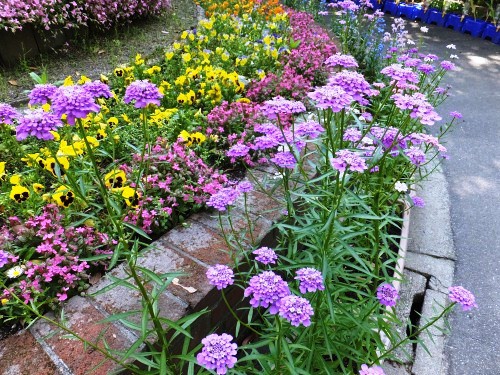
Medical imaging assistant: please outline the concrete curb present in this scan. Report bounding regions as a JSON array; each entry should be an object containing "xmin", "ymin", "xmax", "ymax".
[{"xmin": 385, "ymin": 163, "xmax": 456, "ymax": 375}]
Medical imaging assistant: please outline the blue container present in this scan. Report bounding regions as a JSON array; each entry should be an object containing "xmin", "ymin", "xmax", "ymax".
[
  {"xmin": 383, "ymin": 1, "xmax": 400, "ymax": 16},
  {"xmin": 414, "ymin": 7, "xmax": 431, "ymax": 22},
  {"xmin": 481, "ymin": 23, "xmax": 500, "ymax": 44},
  {"xmin": 425, "ymin": 9, "xmax": 449, "ymax": 27},
  {"xmin": 369, "ymin": 0, "xmax": 383, "ymax": 10},
  {"xmin": 462, "ymin": 18, "xmax": 487, "ymax": 37},
  {"xmin": 399, "ymin": 3, "xmax": 417, "ymax": 19},
  {"xmin": 444, "ymin": 14, "xmax": 470, "ymax": 31}
]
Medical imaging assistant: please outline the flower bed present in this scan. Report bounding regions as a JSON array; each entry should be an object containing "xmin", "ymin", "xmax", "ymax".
[{"xmin": 0, "ymin": 0, "xmax": 478, "ymax": 373}]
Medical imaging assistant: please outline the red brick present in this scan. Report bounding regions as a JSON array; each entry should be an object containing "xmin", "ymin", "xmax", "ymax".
[
  {"xmin": 0, "ymin": 330, "xmax": 57, "ymax": 375},
  {"xmin": 31, "ymin": 297, "xmax": 134, "ymax": 375},
  {"xmin": 159, "ymin": 222, "xmax": 236, "ymax": 266}
]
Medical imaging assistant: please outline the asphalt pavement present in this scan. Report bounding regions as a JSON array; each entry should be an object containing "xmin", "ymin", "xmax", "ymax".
[{"xmin": 403, "ymin": 19, "xmax": 500, "ymax": 375}]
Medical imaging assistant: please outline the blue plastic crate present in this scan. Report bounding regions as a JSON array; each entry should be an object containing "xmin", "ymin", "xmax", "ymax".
[
  {"xmin": 481, "ymin": 23, "xmax": 500, "ymax": 44},
  {"xmin": 399, "ymin": 3, "xmax": 418, "ymax": 19},
  {"xmin": 444, "ymin": 14, "xmax": 469, "ymax": 31},
  {"xmin": 462, "ymin": 18, "xmax": 487, "ymax": 37},
  {"xmin": 383, "ymin": 1, "xmax": 400, "ymax": 16},
  {"xmin": 414, "ymin": 7, "xmax": 431, "ymax": 22},
  {"xmin": 425, "ymin": 9, "xmax": 449, "ymax": 27}
]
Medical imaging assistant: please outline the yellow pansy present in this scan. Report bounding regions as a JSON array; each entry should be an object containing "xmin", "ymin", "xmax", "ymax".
[
  {"xmin": 159, "ymin": 81, "xmax": 171, "ymax": 95},
  {"xmin": 135, "ymin": 53, "xmax": 145, "ymax": 65},
  {"xmin": 114, "ymin": 67, "xmax": 125, "ymax": 77},
  {"xmin": 10, "ymin": 185, "xmax": 30, "ymax": 203},
  {"xmin": 100, "ymin": 74, "xmax": 109, "ymax": 84},
  {"xmin": 173, "ymin": 42, "xmax": 181, "ymax": 50},
  {"xmin": 33, "ymin": 183, "xmax": 44, "ymax": 193},
  {"xmin": 107, "ymin": 116, "xmax": 119, "ymax": 128},
  {"xmin": 41, "ymin": 103, "xmax": 51, "ymax": 112},
  {"xmin": 45, "ymin": 156, "xmax": 70, "ymax": 177},
  {"xmin": 182, "ymin": 53, "xmax": 192, "ymax": 63},
  {"xmin": 146, "ymin": 66, "xmax": 161, "ymax": 75},
  {"xmin": 0, "ymin": 162, "xmax": 5, "ymax": 180},
  {"xmin": 77, "ymin": 75, "xmax": 91, "ymax": 84},
  {"xmin": 175, "ymin": 75, "xmax": 188, "ymax": 86},
  {"xmin": 96, "ymin": 129, "xmax": 107, "ymax": 140},
  {"xmin": 52, "ymin": 185, "xmax": 75, "ymax": 207},
  {"xmin": 63, "ymin": 76, "xmax": 74, "ymax": 86},
  {"xmin": 9, "ymin": 174, "xmax": 21, "ymax": 185},
  {"xmin": 121, "ymin": 186, "xmax": 140, "ymax": 208},
  {"xmin": 165, "ymin": 51, "xmax": 174, "ymax": 60},
  {"xmin": 104, "ymin": 169, "xmax": 127, "ymax": 190},
  {"xmin": 179, "ymin": 130, "xmax": 206, "ymax": 147}
]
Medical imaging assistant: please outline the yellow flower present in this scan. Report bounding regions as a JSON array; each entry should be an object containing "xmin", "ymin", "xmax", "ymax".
[
  {"xmin": 45, "ymin": 156, "xmax": 70, "ymax": 177},
  {"xmin": 10, "ymin": 185, "xmax": 30, "ymax": 203},
  {"xmin": 177, "ymin": 92, "xmax": 188, "ymax": 105},
  {"xmin": 57, "ymin": 140, "xmax": 83, "ymax": 157},
  {"xmin": 63, "ymin": 76, "xmax": 74, "ymax": 86},
  {"xmin": 263, "ymin": 35, "xmax": 272, "ymax": 45},
  {"xmin": 1, "ymin": 298, "xmax": 8, "ymax": 305},
  {"xmin": 78, "ymin": 75, "xmax": 91, "ymax": 84},
  {"xmin": 96, "ymin": 128, "xmax": 107, "ymax": 140},
  {"xmin": 173, "ymin": 42, "xmax": 181, "ymax": 50},
  {"xmin": 9, "ymin": 174, "xmax": 21, "ymax": 185},
  {"xmin": 146, "ymin": 66, "xmax": 161, "ymax": 75},
  {"xmin": 0, "ymin": 162, "xmax": 5, "ymax": 180},
  {"xmin": 41, "ymin": 103, "xmax": 51, "ymax": 112},
  {"xmin": 175, "ymin": 75, "xmax": 188, "ymax": 86},
  {"xmin": 135, "ymin": 53, "xmax": 145, "ymax": 65},
  {"xmin": 107, "ymin": 116, "xmax": 119, "ymax": 128},
  {"xmin": 179, "ymin": 130, "xmax": 206, "ymax": 147},
  {"xmin": 221, "ymin": 52, "xmax": 230, "ymax": 62},
  {"xmin": 52, "ymin": 185, "xmax": 75, "ymax": 207},
  {"xmin": 181, "ymin": 30, "xmax": 189, "ymax": 39},
  {"xmin": 182, "ymin": 53, "xmax": 192, "ymax": 63},
  {"xmin": 165, "ymin": 51, "xmax": 174, "ymax": 60},
  {"xmin": 114, "ymin": 67, "xmax": 125, "ymax": 77},
  {"xmin": 104, "ymin": 169, "xmax": 127, "ymax": 189},
  {"xmin": 100, "ymin": 74, "xmax": 109, "ymax": 84},
  {"xmin": 50, "ymin": 131, "xmax": 60, "ymax": 141},
  {"xmin": 121, "ymin": 186, "xmax": 140, "ymax": 207},
  {"xmin": 121, "ymin": 114, "xmax": 130, "ymax": 123},
  {"xmin": 237, "ymin": 98, "xmax": 251, "ymax": 103},
  {"xmin": 33, "ymin": 183, "xmax": 44, "ymax": 193},
  {"xmin": 159, "ymin": 81, "xmax": 171, "ymax": 95}
]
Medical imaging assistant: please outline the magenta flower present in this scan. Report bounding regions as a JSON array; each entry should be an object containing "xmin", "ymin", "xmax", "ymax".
[
  {"xmin": 448, "ymin": 286, "xmax": 478, "ymax": 311},
  {"xmin": 295, "ymin": 268, "xmax": 325, "ymax": 294},
  {"xmin": 51, "ymin": 85, "xmax": 100, "ymax": 125},
  {"xmin": 0, "ymin": 103, "xmax": 19, "ymax": 125},
  {"xmin": 440, "ymin": 60, "xmax": 456, "ymax": 71},
  {"xmin": 307, "ymin": 85, "xmax": 353, "ymax": 112},
  {"xmin": 0, "ymin": 250, "xmax": 9, "ymax": 268},
  {"xmin": 206, "ymin": 264, "xmax": 234, "ymax": 290},
  {"xmin": 278, "ymin": 295, "xmax": 314, "ymax": 327},
  {"xmin": 377, "ymin": 283, "xmax": 399, "ymax": 307},
  {"xmin": 405, "ymin": 147, "xmax": 426, "ymax": 166},
  {"xmin": 227, "ymin": 143, "xmax": 251, "ymax": 158},
  {"xmin": 196, "ymin": 333, "xmax": 238, "ymax": 374},
  {"xmin": 359, "ymin": 364, "xmax": 385, "ymax": 375},
  {"xmin": 123, "ymin": 80, "xmax": 163, "ymax": 108},
  {"xmin": 244, "ymin": 271, "xmax": 290, "ymax": 314},
  {"xmin": 252, "ymin": 247, "xmax": 278, "ymax": 265},
  {"xmin": 16, "ymin": 109, "xmax": 63, "ymax": 141}
]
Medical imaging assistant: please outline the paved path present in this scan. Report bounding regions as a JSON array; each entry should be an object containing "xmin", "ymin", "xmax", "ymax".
[{"xmin": 405, "ymin": 21, "xmax": 500, "ymax": 375}]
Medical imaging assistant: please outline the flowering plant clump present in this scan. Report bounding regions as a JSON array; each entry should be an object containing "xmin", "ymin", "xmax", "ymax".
[{"xmin": 0, "ymin": 0, "xmax": 476, "ymax": 372}]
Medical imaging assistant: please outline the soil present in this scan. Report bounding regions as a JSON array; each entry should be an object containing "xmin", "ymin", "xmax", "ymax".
[{"xmin": 0, "ymin": 0, "xmax": 199, "ymax": 105}]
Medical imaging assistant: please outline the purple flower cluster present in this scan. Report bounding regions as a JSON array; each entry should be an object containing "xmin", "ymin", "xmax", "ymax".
[
  {"xmin": 391, "ymin": 92, "xmax": 442, "ymax": 126},
  {"xmin": 359, "ymin": 364, "xmax": 385, "ymax": 375},
  {"xmin": 278, "ymin": 295, "xmax": 314, "ymax": 327},
  {"xmin": 244, "ymin": 270, "xmax": 291, "ymax": 314},
  {"xmin": 295, "ymin": 268, "xmax": 325, "ymax": 294},
  {"xmin": 380, "ymin": 64, "xmax": 419, "ymax": 90},
  {"xmin": 448, "ymin": 286, "xmax": 478, "ymax": 311},
  {"xmin": 83, "ymin": 80, "xmax": 112, "ymax": 99},
  {"xmin": 0, "ymin": 103, "xmax": 19, "ymax": 125},
  {"xmin": 0, "ymin": 250, "xmax": 9, "ymax": 268},
  {"xmin": 28, "ymin": 84, "xmax": 57, "ymax": 105},
  {"xmin": 328, "ymin": 71, "xmax": 379, "ymax": 106},
  {"xmin": 307, "ymin": 85, "xmax": 353, "ymax": 112},
  {"xmin": 226, "ymin": 143, "xmax": 251, "ymax": 158},
  {"xmin": 324, "ymin": 53, "xmax": 359, "ymax": 69},
  {"xmin": 252, "ymin": 247, "xmax": 278, "ymax": 265},
  {"xmin": 261, "ymin": 96, "xmax": 306, "ymax": 120},
  {"xmin": 207, "ymin": 187, "xmax": 240, "ymax": 211},
  {"xmin": 412, "ymin": 196, "xmax": 425, "ymax": 207},
  {"xmin": 404, "ymin": 146, "xmax": 426, "ymax": 166},
  {"xmin": 51, "ymin": 85, "xmax": 100, "ymax": 125},
  {"xmin": 376, "ymin": 283, "xmax": 399, "ymax": 307},
  {"xmin": 16, "ymin": 109, "xmax": 63, "ymax": 141},
  {"xmin": 206, "ymin": 264, "xmax": 234, "ymax": 290},
  {"xmin": 330, "ymin": 149, "xmax": 368, "ymax": 173},
  {"xmin": 196, "ymin": 333, "xmax": 238, "ymax": 375},
  {"xmin": 270, "ymin": 151, "xmax": 297, "ymax": 169},
  {"xmin": 440, "ymin": 60, "xmax": 456, "ymax": 71},
  {"xmin": 344, "ymin": 127, "xmax": 362, "ymax": 142},
  {"xmin": 294, "ymin": 121, "xmax": 324, "ymax": 139},
  {"xmin": 237, "ymin": 181, "xmax": 253, "ymax": 193},
  {"xmin": 123, "ymin": 80, "xmax": 163, "ymax": 108}
]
